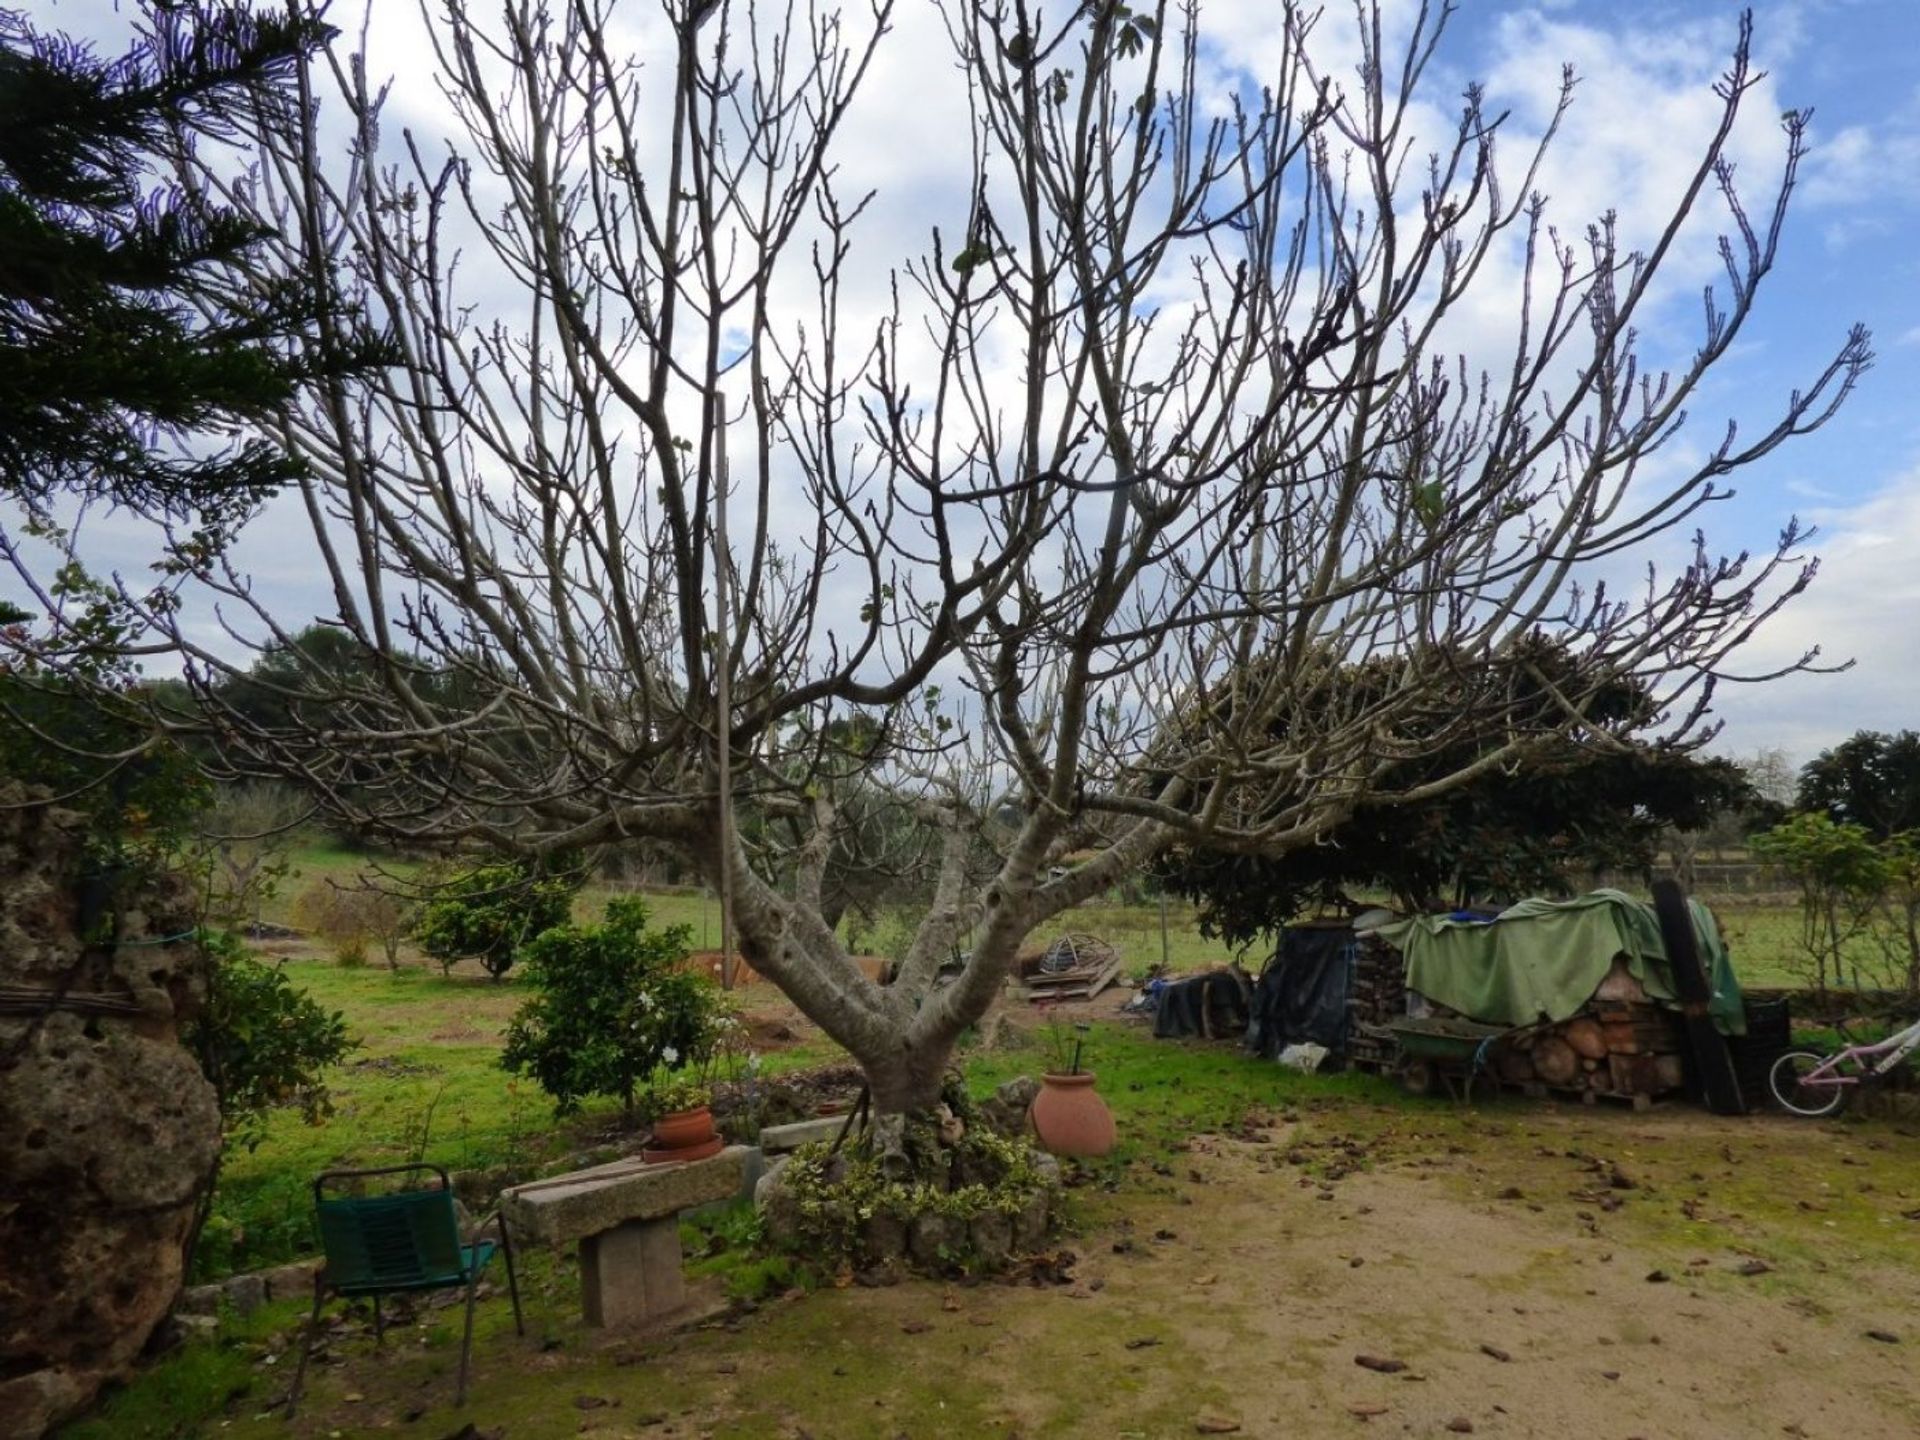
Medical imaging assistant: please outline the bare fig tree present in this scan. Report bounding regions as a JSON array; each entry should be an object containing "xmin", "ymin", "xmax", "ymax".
[{"xmin": 4, "ymin": 0, "xmax": 1869, "ymax": 1120}]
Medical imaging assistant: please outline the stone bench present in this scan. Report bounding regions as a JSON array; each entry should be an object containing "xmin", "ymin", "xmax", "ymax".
[
  {"xmin": 757, "ymin": 1113, "xmax": 865, "ymax": 1156},
  {"xmin": 500, "ymin": 1147, "xmax": 747, "ymax": 1328}
]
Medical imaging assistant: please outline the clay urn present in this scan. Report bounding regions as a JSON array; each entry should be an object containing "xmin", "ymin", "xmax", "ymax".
[{"xmin": 1029, "ymin": 1072, "xmax": 1116, "ymax": 1158}]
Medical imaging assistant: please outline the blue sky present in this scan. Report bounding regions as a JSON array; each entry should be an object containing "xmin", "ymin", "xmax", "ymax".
[
  {"xmin": 1441, "ymin": 0, "xmax": 1920, "ymax": 766},
  {"xmin": 12, "ymin": 0, "xmax": 1920, "ymax": 776}
]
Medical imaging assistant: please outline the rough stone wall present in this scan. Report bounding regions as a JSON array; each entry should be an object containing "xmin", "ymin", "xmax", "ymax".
[{"xmin": 0, "ymin": 789, "xmax": 221, "ymax": 1439}]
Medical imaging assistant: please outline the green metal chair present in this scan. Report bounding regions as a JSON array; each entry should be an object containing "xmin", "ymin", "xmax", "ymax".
[{"xmin": 286, "ymin": 1163, "xmax": 522, "ymax": 1417}]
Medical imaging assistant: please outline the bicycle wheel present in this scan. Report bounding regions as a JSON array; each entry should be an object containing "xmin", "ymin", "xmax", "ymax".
[{"xmin": 1768, "ymin": 1050, "xmax": 1848, "ymax": 1118}]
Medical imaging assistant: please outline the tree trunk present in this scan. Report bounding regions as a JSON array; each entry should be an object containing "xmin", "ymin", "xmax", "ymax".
[
  {"xmin": 719, "ymin": 803, "xmax": 1019, "ymax": 1123},
  {"xmin": 860, "ymin": 1045, "xmax": 955, "ymax": 1118}
]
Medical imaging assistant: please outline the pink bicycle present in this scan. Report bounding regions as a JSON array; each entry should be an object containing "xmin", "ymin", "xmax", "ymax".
[{"xmin": 1768, "ymin": 1014, "xmax": 1920, "ymax": 1118}]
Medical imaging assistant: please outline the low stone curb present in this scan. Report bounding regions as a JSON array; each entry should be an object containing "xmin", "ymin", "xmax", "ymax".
[{"xmin": 176, "ymin": 1258, "xmax": 320, "ymax": 1319}]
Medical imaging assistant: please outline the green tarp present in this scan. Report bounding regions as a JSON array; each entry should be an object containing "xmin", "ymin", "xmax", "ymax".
[{"xmin": 1379, "ymin": 890, "xmax": 1745, "ymax": 1035}]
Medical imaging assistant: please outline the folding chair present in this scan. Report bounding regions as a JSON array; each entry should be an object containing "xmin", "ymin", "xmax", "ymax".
[{"xmin": 286, "ymin": 1163, "xmax": 522, "ymax": 1417}]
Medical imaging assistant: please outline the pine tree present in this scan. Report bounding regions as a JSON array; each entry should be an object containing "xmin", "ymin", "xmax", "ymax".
[{"xmin": 0, "ymin": 2, "xmax": 386, "ymax": 526}]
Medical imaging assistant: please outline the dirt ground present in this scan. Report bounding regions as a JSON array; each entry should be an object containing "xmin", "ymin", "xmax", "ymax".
[
  {"xmin": 1029, "ymin": 1113, "xmax": 1920, "ymax": 1439},
  {"xmin": 230, "ymin": 1092, "xmax": 1920, "ymax": 1440}
]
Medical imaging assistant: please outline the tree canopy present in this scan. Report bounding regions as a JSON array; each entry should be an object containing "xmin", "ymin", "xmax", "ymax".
[
  {"xmin": 0, "ymin": 1, "xmax": 387, "ymax": 526},
  {"xmin": 1797, "ymin": 730, "xmax": 1920, "ymax": 841},
  {"xmin": 1157, "ymin": 647, "xmax": 1756, "ymax": 943}
]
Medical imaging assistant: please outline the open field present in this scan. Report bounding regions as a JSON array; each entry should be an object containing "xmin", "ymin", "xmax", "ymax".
[
  {"xmin": 73, "ymin": 940, "xmax": 1920, "ymax": 1440},
  {"xmin": 264, "ymin": 841, "xmax": 1829, "ymax": 986}
]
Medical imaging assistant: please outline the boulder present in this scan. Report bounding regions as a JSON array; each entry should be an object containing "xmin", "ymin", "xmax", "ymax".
[
  {"xmin": 968, "ymin": 1211, "xmax": 1014, "ymax": 1267},
  {"xmin": 949, "ymin": 1144, "xmax": 998, "ymax": 1190},
  {"xmin": 0, "ymin": 790, "xmax": 220, "ymax": 1440},
  {"xmin": 858, "ymin": 1211, "xmax": 908, "ymax": 1266},
  {"xmin": 1016, "ymin": 1191, "xmax": 1052, "ymax": 1249},
  {"xmin": 222, "ymin": 1273, "xmax": 267, "ymax": 1319},
  {"xmin": 149, "ymin": 1313, "xmax": 218, "ymax": 1354},
  {"xmin": 175, "ymin": 1284, "xmax": 223, "ymax": 1318},
  {"xmin": 977, "ymin": 1075, "xmax": 1041, "ymax": 1138},
  {"xmin": 257, "ymin": 1260, "xmax": 322, "ymax": 1304},
  {"xmin": 907, "ymin": 1212, "xmax": 959, "ymax": 1266}
]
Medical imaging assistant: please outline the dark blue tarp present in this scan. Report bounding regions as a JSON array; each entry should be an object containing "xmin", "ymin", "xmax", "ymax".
[
  {"xmin": 1152, "ymin": 968, "xmax": 1253, "ymax": 1040},
  {"xmin": 1246, "ymin": 923, "xmax": 1355, "ymax": 1060}
]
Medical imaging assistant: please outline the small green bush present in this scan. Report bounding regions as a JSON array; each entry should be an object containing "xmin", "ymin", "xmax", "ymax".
[
  {"xmin": 414, "ymin": 857, "xmax": 583, "ymax": 979},
  {"xmin": 500, "ymin": 896, "xmax": 720, "ymax": 1118},
  {"xmin": 186, "ymin": 930, "xmax": 356, "ymax": 1150}
]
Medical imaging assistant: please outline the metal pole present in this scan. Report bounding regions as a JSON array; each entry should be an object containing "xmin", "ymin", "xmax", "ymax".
[{"xmin": 714, "ymin": 409, "xmax": 736, "ymax": 991}]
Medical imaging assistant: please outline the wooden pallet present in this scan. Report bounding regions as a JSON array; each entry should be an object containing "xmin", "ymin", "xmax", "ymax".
[
  {"xmin": 1504, "ymin": 1079, "xmax": 1656, "ymax": 1112},
  {"xmin": 1023, "ymin": 955, "xmax": 1124, "ymax": 1003}
]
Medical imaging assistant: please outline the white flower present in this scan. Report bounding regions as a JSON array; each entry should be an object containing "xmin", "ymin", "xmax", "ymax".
[{"xmin": 662, "ymin": 1044, "xmax": 680, "ymax": 1065}]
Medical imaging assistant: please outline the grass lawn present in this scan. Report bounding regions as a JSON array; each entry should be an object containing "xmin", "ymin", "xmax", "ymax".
[
  {"xmin": 75, "ymin": 984, "xmax": 1920, "ymax": 1439},
  {"xmin": 195, "ymin": 945, "xmax": 844, "ymax": 1281},
  {"xmin": 90, "ymin": 844, "xmax": 1904, "ymax": 1440},
  {"xmin": 222, "ymin": 847, "xmax": 1836, "ymax": 1275}
]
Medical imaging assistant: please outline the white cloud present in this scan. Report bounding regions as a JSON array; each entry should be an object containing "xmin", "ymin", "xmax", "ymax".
[
  {"xmin": 8, "ymin": 0, "xmax": 1892, "ymax": 750},
  {"xmin": 1710, "ymin": 476, "xmax": 1920, "ymax": 764},
  {"xmin": 1801, "ymin": 119, "xmax": 1920, "ymax": 210}
]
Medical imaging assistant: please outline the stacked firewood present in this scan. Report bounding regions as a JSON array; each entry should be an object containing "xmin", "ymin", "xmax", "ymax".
[
  {"xmin": 1487, "ymin": 959, "xmax": 1686, "ymax": 1104},
  {"xmin": 1347, "ymin": 932, "xmax": 1407, "ymax": 1025},
  {"xmin": 1345, "ymin": 932, "xmax": 1407, "ymax": 1072}
]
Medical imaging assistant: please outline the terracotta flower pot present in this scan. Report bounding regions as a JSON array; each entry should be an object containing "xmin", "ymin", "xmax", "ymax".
[
  {"xmin": 1029, "ymin": 1072, "xmax": 1116, "ymax": 1158},
  {"xmin": 643, "ymin": 1105, "xmax": 725, "ymax": 1164}
]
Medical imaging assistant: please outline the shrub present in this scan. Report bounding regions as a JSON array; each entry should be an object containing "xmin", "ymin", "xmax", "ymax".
[
  {"xmin": 186, "ymin": 929, "xmax": 356, "ymax": 1150},
  {"xmin": 500, "ymin": 897, "xmax": 719, "ymax": 1119},
  {"xmin": 773, "ymin": 1123, "xmax": 1053, "ymax": 1276},
  {"xmin": 293, "ymin": 878, "xmax": 414, "ymax": 970},
  {"xmin": 414, "ymin": 857, "xmax": 582, "ymax": 979},
  {"xmin": 1754, "ymin": 813, "xmax": 1893, "ymax": 992}
]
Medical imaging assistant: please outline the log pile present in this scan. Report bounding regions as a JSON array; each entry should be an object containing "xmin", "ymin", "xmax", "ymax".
[
  {"xmin": 1345, "ymin": 932, "xmax": 1407, "ymax": 1072},
  {"xmin": 1487, "ymin": 959, "xmax": 1687, "ymax": 1107}
]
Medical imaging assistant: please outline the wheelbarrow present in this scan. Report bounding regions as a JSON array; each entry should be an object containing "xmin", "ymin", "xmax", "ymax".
[{"xmin": 1383, "ymin": 1016, "xmax": 1512, "ymax": 1102}]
